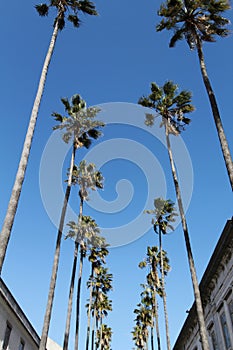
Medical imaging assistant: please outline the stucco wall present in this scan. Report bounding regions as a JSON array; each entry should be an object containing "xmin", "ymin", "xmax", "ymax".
[{"xmin": 0, "ymin": 293, "xmax": 38, "ymax": 350}]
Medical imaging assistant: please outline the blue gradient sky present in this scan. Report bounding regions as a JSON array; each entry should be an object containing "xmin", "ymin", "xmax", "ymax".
[{"xmin": 0, "ymin": 0, "xmax": 232, "ymax": 349}]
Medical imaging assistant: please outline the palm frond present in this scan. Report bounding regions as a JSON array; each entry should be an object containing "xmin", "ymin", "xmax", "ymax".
[
  {"xmin": 68, "ymin": 14, "xmax": 81, "ymax": 27},
  {"xmin": 35, "ymin": 4, "xmax": 49, "ymax": 16},
  {"xmin": 78, "ymin": 0, "xmax": 98, "ymax": 16}
]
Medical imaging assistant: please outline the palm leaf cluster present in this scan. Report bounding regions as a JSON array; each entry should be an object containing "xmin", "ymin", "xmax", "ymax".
[
  {"xmin": 53, "ymin": 94, "xmax": 104, "ymax": 149},
  {"xmin": 71, "ymin": 160, "xmax": 104, "ymax": 200},
  {"xmin": 156, "ymin": 0, "xmax": 230, "ymax": 49},
  {"xmin": 35, "ymin": 0, "xmax": 98, "ymax": 30},
  {"xmin": 139, "ymin": 81, "xmax": 194, "ymax": 134},
  {"xmin": 145, "ymin": 198, "xmax": 178, "ymax": 235}
]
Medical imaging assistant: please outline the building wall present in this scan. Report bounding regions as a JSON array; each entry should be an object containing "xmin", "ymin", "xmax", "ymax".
[
  {"xmin": 205, "ymin": 250, "xmax": 233, "ymax": 350},
  {"xmin": 0, "ymin": 279, "xmax": 62, "ymax": 350},
  {"xmin": 0, "ymin": 292, "xmax": 39, "ymax": 350},
  {"xmin": 173, "ymin": 219, "xmax": 233, "ymax": 350}
]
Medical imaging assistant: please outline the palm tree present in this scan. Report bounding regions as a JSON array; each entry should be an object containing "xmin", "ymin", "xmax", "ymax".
[
  {"xmin": 145, "ymin": 198, "xmax": 177, "ymax": 350},
  {"xmin": 86, "ymin": 246, "xmax": 109, "ymax": 350},
  {"xmin": 75, "ymin": 216, "xmax": 105, "ymax": 350},
  {"xmin": 63, "ymin": 161, "xmax": 104, "ymax": 350},
  {"xmin": 140, "ymin": 285, "xmax": 157, "ymax": 350},
  {"xmin": 97, "ymin": 324, "xmax": 112, "ymax": 350},
  {"xmin": 132, "ymin": 324, "xmax": 147, "ymax": 350},
  {"xmin": 132, "ymin": 303, "xmax": 151, "ymax": 350},
  {"xmin": 139, "ymin": 81, "xmax": 210, "ymax": 350},
  {"xmin": 156, "ymin": 0, "xmax": 233, "ymax": 189},
  {"xmin": 87, "ymin": 266, "xmax": 113, "ymax": 350},
  {"xmin": 0, "ymin": 1, "xmax": 99, "ymax": 274},
  {"xmin": 40, "ymin": 95, "xmax": 104, "ymax": 350},
  {"xmin": 139, "ymin": 247, "xmax": 163, "ymax": 350}
]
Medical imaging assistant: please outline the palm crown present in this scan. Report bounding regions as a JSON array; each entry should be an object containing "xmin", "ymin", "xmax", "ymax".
[
  {"xmin": 52, "ymin": 94, "xmax": 104, "ymax": 148},
  {"xmin": 156, "ymin": 0, "xmax": 230, "ymax": 49},
  {"xmin": 35, "ymin": 0, "xmax": 98, "ymax": 30},
  {"xmin": 145, "ymin": 198, "xmax": 178, "ymax": 235},
  {"xmin": 66, "ymin": 215, "xmax": 104, "ymax": 247},
  {"xmin": 138, "ymin": 81, "xmax": 195, "ymax": 134},
  {"xmin": 71, "ymin": 160, "xmax": 104, "ymax": 200}
]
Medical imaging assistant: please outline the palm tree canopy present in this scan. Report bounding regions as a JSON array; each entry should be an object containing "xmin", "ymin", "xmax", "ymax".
[
  {"xmin": 145, "ymin": 198, "xmax": 178, "ymax": 235},
  {"xmin": 66, "ymin": 215, "xmax": 104, "ymax": 247},
  {"xmin": 96, "ymin": 324, "xmax": 113, "ymax": 350},
  {"xmin": 138, "ymin": 81, "xmax": 194, "ymax": 134},
  {"xmin": 35, "ymin": 0, "xmax": 98, "ymax": 30},
  {"xmin": 139, "ymin": 246, "xmax": 170, "ymax": 286},
  {"xmin": 52, "ymin": 94, "xmax": 104, "ymax": 148},
  {"xmin": 156, "ymin": 0, "xmax": 231, "ymax": 49},
  {"xmin": 71, "ymin": 160, "xmax": 104, "ymax": 199}
]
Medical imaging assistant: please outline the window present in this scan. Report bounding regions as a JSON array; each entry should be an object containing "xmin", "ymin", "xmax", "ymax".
[
  {"xmin": 228, "ymin": 299, "xmax": 233, "ymax": 326},
  {"xmin": 210, "ymin": 330, "xmax": 219, "ymax": 350},
  {"xmin": 18, "ymin": 339, "xmax": 25, "ymax": 350},
  {"xmin": 220, "ymin": 312, "xmax": 231, "ymax": 349},
  {"xmin": 2, "ymin": 322, "xmax": 12, "ymax": 350}
]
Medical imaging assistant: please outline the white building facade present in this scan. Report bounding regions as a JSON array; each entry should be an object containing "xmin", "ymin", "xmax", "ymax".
[
  {"xmin": 173, "ymin": 218, "xmax": 233, "ymax": 350},
  {"xmin": 0, "ymin": 279, "xmax": 61, "ymax": 350}
]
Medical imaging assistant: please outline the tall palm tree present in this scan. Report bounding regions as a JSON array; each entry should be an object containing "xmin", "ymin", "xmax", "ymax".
[
  {"xmin": 156, "ymin": 0, "xmax": 233, "ymax": 189},
  {"xmin": 139, "ymin": 247, "xmax": 163, "ymax": 350},
  {"xmin": 86, "ymin": 246, "xmax": 109, "ymax": 350},
  {"xmin": 145, "ymin": 198, "xmax": 177, "ymax": 350},
  {"xmin": 0, "ymin": 1, "xmax": 99, "ymax": 274},
  {"xmin": 140, "ymin": 285, "xmax": 157, "ymax": 350},
  {"xmin": 40, "ymin": 95, "xmax": 104, "ymax": 350},
  {"xmin": 132, "ymin": 324, "xmax": 147, "ymax": 350},
  {"xmin": 132, "ymin": 303, "xmax": 151, "ymax": 350},
  {"xmin": 75, "ymin": 216, "xmax": 105, "ymax": 350},
  {"xmin": 63, "ymin": 161, "xmax": 104, "ymax": 350},
  {"xmin": 139, "ymin": 81, "xmax": 210, "ymax": 350},
  {"xmin": 94, "ymin": 294, "xmax": 112, "ymax": 350},
  {"xmin": 97, "ymin": 324, "xmax": 112, "ymax": 350},
  {"xmin": 87, "ymin": 266, "xmax": 113, "ymax": 350}
]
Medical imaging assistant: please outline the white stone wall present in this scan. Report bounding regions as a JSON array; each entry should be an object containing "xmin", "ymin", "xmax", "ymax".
[
  {"xmin": 173, "ymin": 220, "xmax": 233, "ymax": 350},
  {"xmin": 0, "ymin": 294, "xmax": 38, "ymax": 350},
  {"xmin": 0, "ymin": 285, "xmax": 62, "ymax": 350}
]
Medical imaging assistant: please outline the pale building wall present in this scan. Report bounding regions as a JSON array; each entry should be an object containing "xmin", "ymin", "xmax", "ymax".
[
  {"xmin": 173, "ymin": 219, "xmax": 233, "ymax": 350},
  {"xmin": 0, "ymin": 279, "xmax": 62, "ymax": 350}
]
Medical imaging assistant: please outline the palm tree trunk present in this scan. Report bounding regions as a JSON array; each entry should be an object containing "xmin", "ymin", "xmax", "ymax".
[
  {"xmin": 74, "ymin": 248, "xmax": 84, "ymax": 350},
  {"xmin": 100, "ymin": 318, "xmax": 103, "ymax": 350},
  {"xmin": 153, "ymin": 283, "xmax": 161, "ymax": 350},
  {"xmin": 196, "ymin": 34, "xmax": 233, "ymax": 190},
  {"xmin": 63, "ymin": 241, "xmax": 79, "ymax": 350},
  {"xmin": 86, "ymin": 265, "xmax": 94, "ymax": 350},
  {"xmin": 39, "ymin": 145, "xmax": 76, "ymax": 350},
  {"xmin": 165, "ymin": 121, "xmax": 210, "ymax": 350},
  {"xmin": 150, "ymin": 327, "xmax": 154, "ymax": 350},
  {"xmin": 158, "ymin": 229, "xmax": 170, "ymax": 350},
  {"xmin": 95, "ymin": 316, "xmax": 99, "ymax": 350},
  {"xmin": 0, "ymin": 20, "xmax": 60, "ymax": 275},
  {"xmin": 91, "ymin": 311, "xmax": 96, "ymax": 350}
]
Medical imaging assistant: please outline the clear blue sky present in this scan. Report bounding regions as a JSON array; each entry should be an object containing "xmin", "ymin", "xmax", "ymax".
[{"xmin": 0, "ymin": 0, "xmax": 232, "ymax": 349}]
